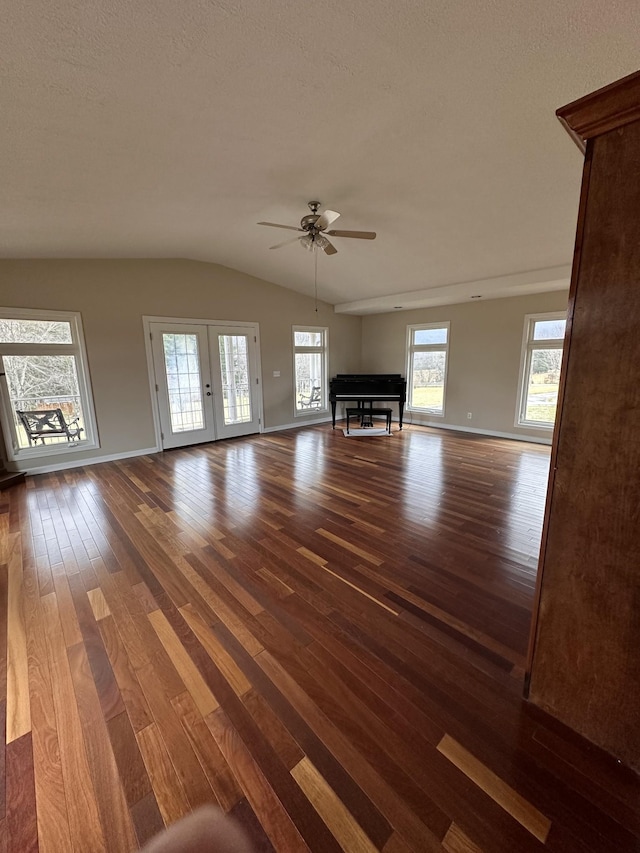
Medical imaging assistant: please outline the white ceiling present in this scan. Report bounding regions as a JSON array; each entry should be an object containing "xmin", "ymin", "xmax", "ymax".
[{"xmin": 2, "ymin": 2, "xmax": 639, "ymax": 313}]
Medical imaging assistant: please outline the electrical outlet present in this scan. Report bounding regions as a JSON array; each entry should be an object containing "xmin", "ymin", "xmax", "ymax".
[{"xmin": 467, "ymin": 412, "xmax": 472, "ymax": 419}]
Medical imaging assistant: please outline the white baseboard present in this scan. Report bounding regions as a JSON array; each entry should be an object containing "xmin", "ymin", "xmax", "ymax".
[
  {"xmin": 262, "ymin": 415, "xmax": 334, "ymax": 433},
  {"xmin": 264, "ymin": 414, "xmax": 550, "ymax": 445},
  {"xmin": 15, "ymin": 418, "xmax": 549, "ymax": 475},
  {"xmin": 404, "ymin": 417, "xmax": 552, "ymax": 445},
  {"xmin": 18, "ymin": 446, "xmax": 160, "ymax": 476}
]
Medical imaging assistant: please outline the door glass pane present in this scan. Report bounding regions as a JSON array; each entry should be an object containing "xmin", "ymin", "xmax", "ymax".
[
  {"xmin": 410, "ymin": 350, "xmax": 446, "ymax": 412},
  {"xmin": 218, "ymin": 335, "xmax": 252, "ymax": 425},
  {"xmin": 295, "ymin": 353, "xmax": 323, "ymax": 411},
  {"xmin": 524, "ymin": 347, "xmax": 562, "ymax": 423},
  {"xmin": 4, "ymin": 354, "xmax": 85, "ymax": 448},
  {"xmin": 162, "ymin": 333, "xmax": 205, "ymax": 433}
]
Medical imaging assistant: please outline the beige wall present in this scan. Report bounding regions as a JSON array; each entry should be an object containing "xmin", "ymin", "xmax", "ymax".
[
  {"xmin": 0, "ymin": 259, "xmax": 571, "ymax": 470},
  {"xmin": 0, "ymin": 260, "xmax": 362, "ymax": 469},
  {"xmin": 361, "ymin": 291, "xmax": 570, "ymax": 442}
]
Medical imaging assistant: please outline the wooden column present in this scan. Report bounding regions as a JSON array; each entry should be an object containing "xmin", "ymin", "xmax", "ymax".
[{"xmin": 527, "ymin": 70, "xmax": 640, "ymax": 771}]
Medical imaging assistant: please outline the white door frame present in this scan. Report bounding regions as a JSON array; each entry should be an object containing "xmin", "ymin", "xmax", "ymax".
[
  {"xmin": 150, "ymin": 322, "xmax": 217, "ymax": 449},
  {"xmin": 142, "ymin": 315, "xmax": 264, "ymax": 451},
  {"xmin": 208, "ymin": 325, "xmax": 262, "ymax": 440}
]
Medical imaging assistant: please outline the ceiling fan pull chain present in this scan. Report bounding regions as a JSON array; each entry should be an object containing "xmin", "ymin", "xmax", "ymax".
[{"xmin": 314, "ymin": 249, "xmax": 318, "ymax": 313}]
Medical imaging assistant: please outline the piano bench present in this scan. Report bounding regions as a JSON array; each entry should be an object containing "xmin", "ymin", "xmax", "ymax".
[{"xmin": 346, "ymin": 407, "xmax": 392, "ymax": 434}]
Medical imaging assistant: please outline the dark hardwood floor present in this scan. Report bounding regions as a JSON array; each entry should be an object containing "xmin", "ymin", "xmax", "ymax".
[{"xmin": 0, "ymin": 423, "xmax": 638, "ymax": 852}]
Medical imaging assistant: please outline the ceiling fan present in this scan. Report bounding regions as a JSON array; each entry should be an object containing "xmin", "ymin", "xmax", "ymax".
[{"xmin": 258, "ymin": 201, "xmax": 376, "ymax": 255}]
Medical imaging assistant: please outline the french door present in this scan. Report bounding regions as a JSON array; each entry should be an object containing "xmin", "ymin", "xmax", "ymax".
[{"xmin": 150, "ymin": 322, "xmax": 260, "ymax": 449}]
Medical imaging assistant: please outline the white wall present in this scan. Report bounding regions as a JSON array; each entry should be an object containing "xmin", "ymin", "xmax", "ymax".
[{"xmin": 361, "ymin": 291, "xmax": 570, "ymax": 442}]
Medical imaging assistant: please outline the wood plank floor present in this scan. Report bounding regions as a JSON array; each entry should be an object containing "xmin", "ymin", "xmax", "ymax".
[{"xmin": 1, "ymin": 423, "xmax": 639, "ymax": 852}]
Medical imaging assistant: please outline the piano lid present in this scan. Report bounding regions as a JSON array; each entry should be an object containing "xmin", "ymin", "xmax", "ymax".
[
  {"xmin": 333, "ymin": 374, "xmax": 403, "ymax": 380},
  {"xmin": 330, "ymin": 373, "xmax": 406, "ymax": 400}
]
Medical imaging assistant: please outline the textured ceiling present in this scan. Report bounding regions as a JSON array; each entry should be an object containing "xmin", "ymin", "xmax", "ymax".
[{"xmin": 2, "ymin": 1, "xmax": 639, "ymax": 312}]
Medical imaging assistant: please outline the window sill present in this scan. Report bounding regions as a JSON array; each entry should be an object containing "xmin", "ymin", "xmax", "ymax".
[
  {"xmin": 295, "ymin": 408, "xmax": 328, "ymax": 418},
  {"xmin": 516, "ymin": 420, "xmax": 554, "ymax": 430},
  {"xmin": 408, "ymin": 408, "xmax": 445, "ymax": 418},
  {"xmin": 8, "ymin": 439, "xmax": 100, "ymax": 462}
]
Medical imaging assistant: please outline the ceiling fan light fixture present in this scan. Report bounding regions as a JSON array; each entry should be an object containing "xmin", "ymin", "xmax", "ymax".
[{"xmin": 300, "ymin": 233, "xmax": 329, "ymax": 252}]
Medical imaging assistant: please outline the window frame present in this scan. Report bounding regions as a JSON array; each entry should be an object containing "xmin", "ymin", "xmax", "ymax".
[
  {"xmin": 0, "ymin": 307, "xmax": 99, "ymax": 461},
  {"xmin": 406, "ymin": 321, "xmax": 450, "ymax": 417},
  {"xmin": 516, "ymin": 311, "xmax": 566, "ymax": 430},
  {"xmin": 292, "ymin": 325, "xmax": 329, "ymax": 417}
]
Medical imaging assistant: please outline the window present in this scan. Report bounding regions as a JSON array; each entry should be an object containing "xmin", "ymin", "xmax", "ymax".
[
  {"xmin": 293, "ymin": 326, "xmax": 328, "ymax": 415},
  {"xmin": 0, "ymin": 308, "xmax": 98, "ymax": 459},
  {"xmin": 517, "ymin": 313, "xmax": 566, "ymax": 428},
  {"xmin": 406, "ymin": 322, "xmax": 450, "ymax": 415}
]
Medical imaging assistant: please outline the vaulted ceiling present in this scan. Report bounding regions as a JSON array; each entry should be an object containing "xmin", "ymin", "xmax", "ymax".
[{"xmin": 2, "ymin": 1, "xmax": 639, "ymax": 312}]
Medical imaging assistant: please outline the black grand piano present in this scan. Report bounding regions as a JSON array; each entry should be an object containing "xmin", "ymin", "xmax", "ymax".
[{"xmin": 329, "ymin": 374, "xmax": 407, "ymax": 429}]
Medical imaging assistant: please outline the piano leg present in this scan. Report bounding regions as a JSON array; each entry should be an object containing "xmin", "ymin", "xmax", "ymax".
[
  {"xmin": 331, "ymin": 402, "xmax": 337, "ymax": 429},
  {"xmin": 399, "ymin": 403, "xmax": 404, "ymax": 429}
]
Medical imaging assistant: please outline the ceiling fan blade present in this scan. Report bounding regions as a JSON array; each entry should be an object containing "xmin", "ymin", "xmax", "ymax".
[
  {"xmin": 269, "ymin": 236, "xmax": 301, "ymax": 250},
  {"xmin": 257, "ymin": 222, "xmax": 303, "ymax": 232},
  {"xmin": 322, "ymin": 239, "xmax": 338, "ymax": 256},
  {"xmin": 327, "ymin": 229, "xmax": 376, "ymax": 240},
  {"xmin": 315, "ymin": 209, "xmax": 340, "ymax": 231}
]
